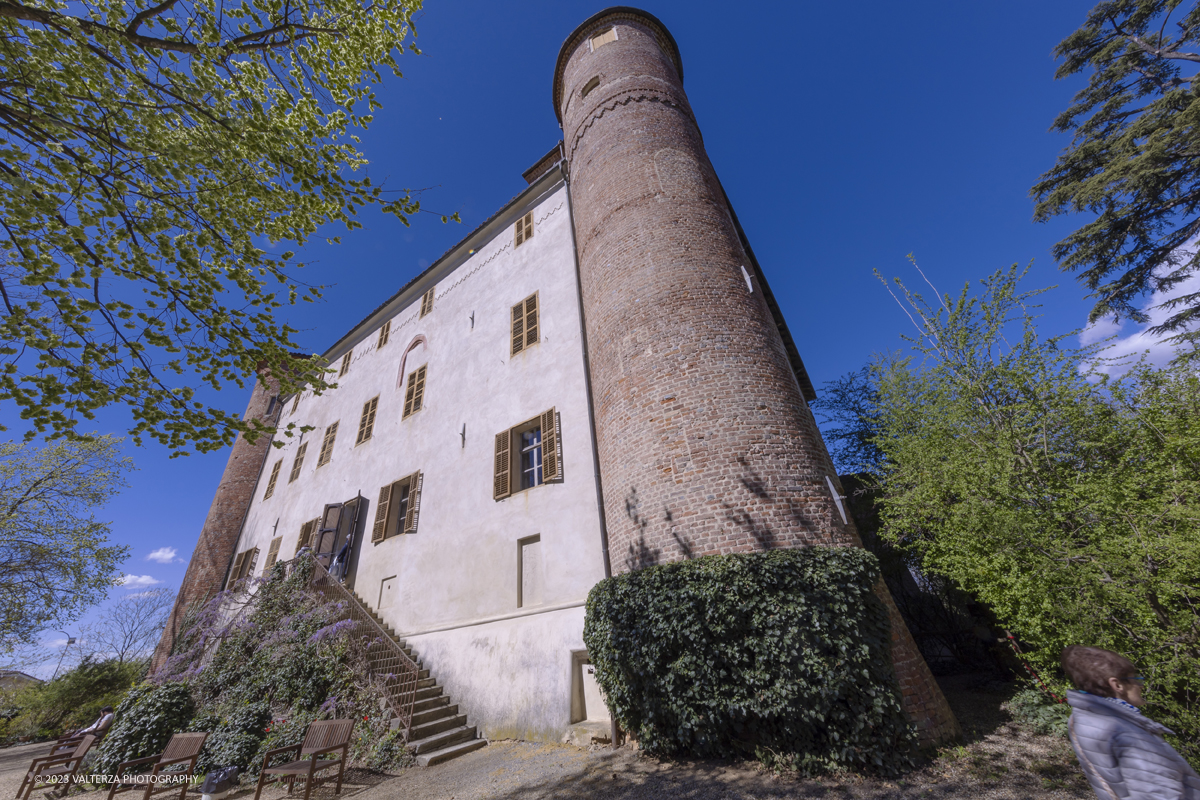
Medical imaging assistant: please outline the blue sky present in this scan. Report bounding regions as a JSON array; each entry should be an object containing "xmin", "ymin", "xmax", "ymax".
[{"xmin": 22, "ymin": 0, "xmax": 1177, "ymax": 669}]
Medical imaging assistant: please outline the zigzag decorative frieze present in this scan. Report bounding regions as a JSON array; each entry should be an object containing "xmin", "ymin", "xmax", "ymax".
[{"xmin": 569, "ymin": 90, "xmax": 695, "ymax": 160}]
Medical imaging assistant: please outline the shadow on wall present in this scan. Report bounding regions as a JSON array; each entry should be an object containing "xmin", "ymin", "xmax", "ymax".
[{"xmin": 619, "ymin": 455, "xmax": 826, "ymax": 572}]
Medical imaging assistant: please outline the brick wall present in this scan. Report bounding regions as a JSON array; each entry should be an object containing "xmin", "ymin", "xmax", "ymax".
[
  {"xmin": 149, "ymin": 377, "xmax": 279, "ymax": 672},
  {"xmin": 556, "ymin": 9, "xmax": 959, "ymax": 745}
]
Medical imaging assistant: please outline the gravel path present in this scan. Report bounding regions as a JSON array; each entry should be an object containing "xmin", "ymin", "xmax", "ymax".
[{"xmin": 0, "ymin": 675, "xmax": 1095, "ymax": 800}]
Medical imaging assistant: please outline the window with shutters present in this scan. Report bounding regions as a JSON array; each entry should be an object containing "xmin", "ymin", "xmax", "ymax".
[
  {"xmin": 378, "ymin": 320, "xmax": 391, "ymax": 348},
  {"xmin": 263, "ymin": 537, "xmax": 282, "ymax": 573},
  {"xmin": 317, "ymin": 422, "xmax": 339, "ymax": 467},
  {"xmin": 263, "ymin": 460, "xmax": 282, "ymax": 500},
  {"xmin": 514, "ymin": 211, "xmax": 534, "ymax": 247},
  {"xmin": 493, "ymin": 408, "xmax": 560, "ymax": 500},
  {"xmin": 227, "ymin": 547, "xmax": 259, "ymax": 588},
  {"xmin": 402, "ymin": 365, "xmax": 426, "ymax": 419},
  {"xmin": 356, "ymin": 397, "xmax": 378, "ymax": 445},
  {"xmin": 289, "ymin": 442, "xmax": 308, "ymax": 483},
  {"xmin": 370, "ymin": 471, "xmax": 423, "ymax": 543},
  {"xmin": 295, "ymin": 517, "xmax": 320, "ymax": 556},
  {"xmin": 339, "ymin": 351, "xmax": 352, "ymax": 377},
  {"xmin": 510, "ymin": 292, "xmax": 539, "ymax": 355},
  {"xmin": 420, "ymin": 288, "xmax": 434, "ymax": 317},
  {"xmin": 590, "ymin": 27, "xmax": 617, "ymax": 50},
  {"xmin": 290, "ymin": 393, "xmax": 301, "ymax": 415}
]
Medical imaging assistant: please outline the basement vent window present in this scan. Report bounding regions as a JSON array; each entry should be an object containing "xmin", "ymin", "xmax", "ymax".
[
  {"xmin": 581, "ymin": 76, "xmax": 600, "ymax": 98},
  {"xmin": 590, "ymin": 28, "xmax": 617, "ymax": 51}
]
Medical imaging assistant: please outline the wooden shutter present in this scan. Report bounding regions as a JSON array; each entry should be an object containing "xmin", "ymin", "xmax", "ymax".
[
  {"xmin": 378, "ymin": 320, "xmax": 391, "ymax": 348},
  {"xmin": 295, "ymin": 520, "xmax": 313, "ymax": 555},
  {"xmin": 371, "ymin": 484, "xmax": 391, "ymax": 543},
  {"xmin": 242, "ymin": 547, "xmax": 259, "ymax": 579},
  {"xmin": 403, "ymin": 471, "xmax": 423, "ymax": 533},
  {"xmin": 541, "ymin": 407, "xmax": 559, "ymax": 481},
  {"xmin": 307, "ymin": 517, "xmax": 321, "ymax": 547},
  {"xmin": 264, "ymin": 460, "xmax": 282, "ymax": 500},
  {"xmin": 403, "ymin": 372, "xmax": 416, "ymax": 418},
  {"xmin": 318, "ymin": 422, "xmax": 338, "ymax": 467},
  {"xmin": 420, "ymin": 288, "xmax": 434, "ymax": 317},
  {"xmin": 291, "ymin": 394, "xmax": 301, "ymax": 414},
  {"xmin": 264, "ymin": 537, "xmax": 282, "ymax": 571},
  {"xmin": 357, "ymin": 397, "xmax": 378, "ymax": 444},
  {"xmin": 524, "ymin": 293, "xmax": 538, "ymax": 347},
  {"xmin": 511, "ymin": 302, "xmax": 525, "ymax": 355},
  {"xmin": 228, "ymin": 551, "xmax": 247, "ymax": 587},
  {"xmin": 289, "ymin": 442, "xmax": 308, "ymax": 483},
  {"xmin": 339, "ymin": 351, "xmax": 352, "ymax": 377},
  {"xmin": 494, "ymin": 430, "xmax": 512, "ymax": 499},
  {"xmin": 412, "ymin": 366, "xmax": 426, "ymax": 413},
  {"xmin": 514, "ymin": 216, "xmax": 526, "ymax": 247}
]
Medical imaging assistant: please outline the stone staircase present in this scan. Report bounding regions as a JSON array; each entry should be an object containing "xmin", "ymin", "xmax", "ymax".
[{"xmin": 349, "ymin": 587, "xmax": 488, "ymax": 766}]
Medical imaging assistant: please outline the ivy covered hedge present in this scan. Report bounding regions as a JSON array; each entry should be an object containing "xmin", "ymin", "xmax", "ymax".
[{"xmin": 583, "ymin": 547, "xmax": 915, "ymax": 775}]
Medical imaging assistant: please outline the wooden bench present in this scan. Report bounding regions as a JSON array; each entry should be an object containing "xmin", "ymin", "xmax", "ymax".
[
  {"xmin": 254, "ymin": 720, "xmax": 355, "ymax": 800},
  {"xmin": 17, "ymin": 734, "xmax": 95, "ymax": 800},
  {"xmin": 106, "ymin": 732, "xmax": 209, "ymax": 800}
]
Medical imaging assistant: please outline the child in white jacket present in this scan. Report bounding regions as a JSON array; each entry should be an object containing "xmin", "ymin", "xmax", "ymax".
[{"xmin": 1062, "ymin": 645, "xmax": 1199, "ymax": 800}]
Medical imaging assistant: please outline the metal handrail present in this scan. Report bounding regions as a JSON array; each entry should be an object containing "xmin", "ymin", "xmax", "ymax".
[{"xmin": 286, "ymin": 556, "xmax": 421, "ymax": 741}]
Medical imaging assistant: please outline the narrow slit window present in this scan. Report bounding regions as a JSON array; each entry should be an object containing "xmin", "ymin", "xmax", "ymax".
[
  {"xmin": 403, "ymin": 365, "xmax": 427, "ymax": 419},
  {"xmin": 420, "ymin": 288, "xmax": 435, "ymax": 317},
  {"xmin": 339, "ymin": 351, "xmax": 352, "ymax": 377},
  {"xmin": 378, "ymin": 320, "xmax": 391, "ymax": 348},
  {"xmin": 357, "ymin": 396, "xmax": 379, "ymax": 445},
  {"xmin": 263, "ymin": 460, "xmax": 282, "ymax": 500},
  {"xmin": 514, "ymin": 211, "xmax": 534, "ymax": 247},
  {"xmin": 317, "ymin": 422, "xmax": 339, "ymax": 467},
  {"xmin": 510, "ymin": 292, "xmax": 539, "ymax": 355},
  {"xmin": 288, "ymin": 442, "xmax": 308, "ymax": 483}
]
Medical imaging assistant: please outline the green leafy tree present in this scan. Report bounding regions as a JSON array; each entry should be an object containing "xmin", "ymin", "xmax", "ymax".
[
  {"xmin": 869, "ymin": 263, "xmax": 1200, "ymax": 762},
  {"xmin": 0, "ymin": 0, "xmax": 429, "ymax": 454},
  {"xmin": 1, "ymin": 656, "xmax": 145, "ymax": 739},
  {"xmin": 1033, "ymin": 1, "xmax": 1200, "ymax": 354},
  {"xmin": 0, "ymin": 436, "xmax": 131, "ymax": 650}
]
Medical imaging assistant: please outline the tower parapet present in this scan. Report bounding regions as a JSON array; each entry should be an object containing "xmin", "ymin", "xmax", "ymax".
[{"xmin": 556, "ymin": 7, "xmax": 959, "ymax": 744}]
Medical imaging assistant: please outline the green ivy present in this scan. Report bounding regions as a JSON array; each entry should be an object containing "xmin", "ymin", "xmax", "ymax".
[
  {"xmin": 93, "ymin": 683, "xmax": 195, "ymax": 777},
  {"xmin": 583, "ymin": 548, "xmax": 915, "ymax": 775},
  {"xmin": 1005, "ymin": 689, "xmax": 1070, "ymax": 738}
]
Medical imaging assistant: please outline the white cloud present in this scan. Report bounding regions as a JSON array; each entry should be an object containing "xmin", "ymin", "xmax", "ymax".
[
  {"xmin": 1081, "ymin": 253, "xmax": 1200, "ymax": 377},
  {"xmin": 146, "ymin": 547, "xmax": 179, "ymax": 564},
  {"xmin": 118, "ymin": 574, "xmax": 161, "ymax": 589}
]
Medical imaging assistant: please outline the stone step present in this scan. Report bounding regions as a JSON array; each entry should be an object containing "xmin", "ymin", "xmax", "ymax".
[
  {"xmin": 415, "ymin": 677, "xmax": 436, "ymax": 690},
  {"xmin": 407, "ymin": 724, "xmax": 476, "ymax": 755},
  {"xmin": 409, "ymin": 713, "xmax": 467, "ymax": 741},
  {"xmin": 414, "ymin": 737, "xmax": 487, "ymax": 768},
  {"xmin": 412, "ymin": 695, "xmax": 451, "ymax": 715},
  {"xmin": 412, "ymin": 703, "xmax": 458, "ymax": 727},
  {"xmin": 414, "ymin": 685, "xmax": 443, "ymax": 702}
]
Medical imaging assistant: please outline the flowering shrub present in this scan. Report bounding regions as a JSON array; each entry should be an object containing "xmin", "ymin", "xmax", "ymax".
[{"xmin": 143, "ymin": 555, "xmax": 410, "ymax": 778}]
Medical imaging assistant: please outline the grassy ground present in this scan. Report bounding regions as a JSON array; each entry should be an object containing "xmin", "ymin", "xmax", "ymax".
[{"xmin": 1, "ymin": 673, "xmax": 1093, "ymax": 800}]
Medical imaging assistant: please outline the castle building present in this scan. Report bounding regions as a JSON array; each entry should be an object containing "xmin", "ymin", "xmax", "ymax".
[{"xmin": 156, "ymin": 6, "xmax": 959, "ymax": 756}]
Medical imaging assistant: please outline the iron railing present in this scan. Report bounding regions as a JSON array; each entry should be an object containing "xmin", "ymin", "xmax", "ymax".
[{"xmin": 287, "ymin": 557, "xmax": 421, "ymax": 741}]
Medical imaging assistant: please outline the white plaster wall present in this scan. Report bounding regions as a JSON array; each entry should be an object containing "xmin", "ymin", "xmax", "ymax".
[
  {"xmin": 231, "ymin": 175, "xmax": 606, "ymax": 741},
  {"xmin": 408, "ymin": 606, "xmax": 586, "ymax": 741}
]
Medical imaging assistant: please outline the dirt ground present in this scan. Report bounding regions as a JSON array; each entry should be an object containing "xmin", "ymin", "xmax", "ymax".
[{"xmin": 1, "ymin": 674, "xmax": 1094, "ymax": 800}]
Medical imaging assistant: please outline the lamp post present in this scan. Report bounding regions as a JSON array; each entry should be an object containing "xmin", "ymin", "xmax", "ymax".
[{"xmin": 51, "ymin": 632, "xmax": 76, "ymax": 681}]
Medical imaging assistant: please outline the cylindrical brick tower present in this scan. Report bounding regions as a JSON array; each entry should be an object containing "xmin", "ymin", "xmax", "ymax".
[
  {"xmin": 150, "ymin": 377, "xmax": 279, "ymax": 672},
  {"xmin": 556, "ymin": 7, "xmax": 959, "ymax": 744}
]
